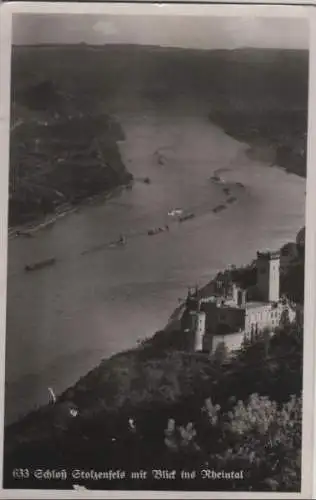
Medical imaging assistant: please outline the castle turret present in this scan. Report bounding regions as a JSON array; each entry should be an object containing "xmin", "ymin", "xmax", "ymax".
[
  {"xmin": 256, "ymin": 251, "xmax": 280, "ymax": 303},
  {"xmin": 231, "ymin": 283, "xmax": 247, "ymax": 307},
  {"xmin": 181, "ymin": 288, "xmax": 206, "ymax": 351},
  {"xmin": 231, "ymin": 283, "xmax": 239, "ymax": 304},
  {"xmin": 193, "ymin": 311, "xmax": 206, "ymax": 351},
  {"xmin": 185, "ymin": 287, "xmax": 200, "ymax": 311}
]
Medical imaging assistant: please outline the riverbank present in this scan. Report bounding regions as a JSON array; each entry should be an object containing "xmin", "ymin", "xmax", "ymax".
[
  {"xmin": 8, "ymin": 181, "xmax": 133, "ymax": 239},
  {"xmin": 9, "ymin": 79, "xmax": 133, "ymax": 230},
  {"xmin": 209, "ymin": 109, "xmax": 307, "ymax": 178}
]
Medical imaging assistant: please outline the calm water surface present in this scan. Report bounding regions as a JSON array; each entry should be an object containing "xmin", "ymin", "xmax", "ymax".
[{"xmin": 5, "ymin": 111, "xmax": 306, "ymax": 424}]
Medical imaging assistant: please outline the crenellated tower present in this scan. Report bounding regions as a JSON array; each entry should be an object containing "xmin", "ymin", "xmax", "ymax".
[{"xmin": 256, "ymin": 251, "xmax": 280, "ymax": 303}]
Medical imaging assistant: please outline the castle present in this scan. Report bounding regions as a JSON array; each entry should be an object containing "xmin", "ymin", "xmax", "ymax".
[{"xmin": 181, "ymin": 250, "xmax": 296, "ymax": 355}]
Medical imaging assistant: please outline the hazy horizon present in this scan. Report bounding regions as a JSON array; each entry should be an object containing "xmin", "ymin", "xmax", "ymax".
[
  {"xmin": 12, "ymin": 42, "xmax": 309, "ymax": 52},
  {"xmin": 12, "ymin": 14, "xmax": 309, "ymax": 50}
]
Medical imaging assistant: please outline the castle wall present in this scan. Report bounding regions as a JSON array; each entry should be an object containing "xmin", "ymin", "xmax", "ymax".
[
  {"xmin": 211, "ymin": 331, "xmax": 245, "ymax": 354},
  {"xmin": 180, "ymin": 249, "xmax": 296, "ymax": 356},
  {"xmin": 209, "ymin": 303, "xmax": 295, "ymax": 355},
  {"xmin": 216, "ymin": 306, "xmax": 245, "ymax": 334},
  {"xmin": 200, "ymin": 301, "xmax": 218, "ymax": 331},
  {"xmin": 201, "ymin": 302, "xmax": 245, "ymax": 335},
  {"xmin": 269, "ymin": 257, "xmax": 280, "ymax": 302},
  {"xmin": 245, "ymin": 302, "xmax": 295, "ymax": 335},
  {"xmin": 245, "ymin": 304, "xmax": 278, "ymax": 334}
]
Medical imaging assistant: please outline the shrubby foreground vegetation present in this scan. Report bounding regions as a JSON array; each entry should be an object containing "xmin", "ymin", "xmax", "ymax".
[{"xmin": 4, "ymin": 315, "xmax": 303, "ymax": 491}]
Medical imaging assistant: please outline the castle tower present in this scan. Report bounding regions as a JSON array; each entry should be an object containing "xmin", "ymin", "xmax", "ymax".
[
  {"xmin": 256, "ymin": 251, "xmax": 280, "ymax": 303},
  {"xmin": 193, "ymin": 311, "xmax": 206, "ymax": 351},
  {"xmin": 181, "ymin": 288, "xmax": 205, "ymax": 351},
  {"xmin": 181, "ymin": 288, "xmax": 199, "ymax": 332},
  {"xmin": 231, "ymin": 283, "xmax": 239, "ymax": 305}
]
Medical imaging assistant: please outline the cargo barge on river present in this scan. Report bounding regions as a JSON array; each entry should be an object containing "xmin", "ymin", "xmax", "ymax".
[{"xmin": 25, "ymin": 258, "xmax": 56, "ymax": 272}]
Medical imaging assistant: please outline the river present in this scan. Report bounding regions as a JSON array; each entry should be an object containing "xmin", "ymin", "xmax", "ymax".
[{"xmin": 5, "ymin": 110, "xmax": 306, "ymax": 425}]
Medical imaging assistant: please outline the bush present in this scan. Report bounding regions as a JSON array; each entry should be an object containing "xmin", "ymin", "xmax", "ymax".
[
  {"xmin": 4, "ymin": 320, "xmax": 303, "ymax": 492},
  {"xmin": 164, "ymin": 393, "xmax": 302, "ymax": 491}
]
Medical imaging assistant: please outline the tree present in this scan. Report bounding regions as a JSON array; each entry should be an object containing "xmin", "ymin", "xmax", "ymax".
[
  {"xmin": 218, "ymin": 394, "xmax": 302, "ymax": 491},
  {"xmin": 163, "ymin": 393, "xmax": 302, "ymax": 491}
]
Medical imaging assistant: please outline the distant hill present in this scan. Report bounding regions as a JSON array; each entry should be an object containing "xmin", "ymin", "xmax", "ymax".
[
  {"xmin": 11, "ymin": 45, "xmax": 308, "ymax": 115},
  {"xmin": 10, "ymin": 46, "xmax": 150, "ymax": 227},
  {"xmin": 18, "ymin": 80, "xmax": 63, "ymax": 112},
  {"xmin": 10, "ymin": 45, "xmax": 308, "ymax": 227},
  {"xmin": 12, "ymin": 44, "xmax": 308, "ymax": 172}
]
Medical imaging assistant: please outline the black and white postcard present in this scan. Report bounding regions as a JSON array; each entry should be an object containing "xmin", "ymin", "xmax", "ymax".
[{"xmin": 0, "ymin": 2, "xmax": 315, "ymax": 498}]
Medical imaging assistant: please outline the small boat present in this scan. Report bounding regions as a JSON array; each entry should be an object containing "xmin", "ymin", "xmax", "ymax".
[
  {"xmin": 25, "ymin": 257, "xmax": 56, "ymax": 272},
  {"xmin": 236, "ymin": 182, "xmax": 245, "ymax": 188},
  {"xmin": 117, "ymin": 235, "xmax": 126, "ymax": 246},
  {"xmin": 143, "ymin": 177, "xmax": 151, "ymax": 184},
  {"xmin": 16, "ymin": 230, "xmax": 33, "ymax": 238},
  {"xmin": 179, "ymin": 212, "xmax": 195, "ymax": 222},
  {"xmin": 168, "ymin": 209, "xmax": 183, "ymax": 217},
  {"xmin": 226, "ymin": 196, "xmax": 237, "ymax": 204},
  {"xmin": 148, "ymin": 225, "xmax": 169, "ymax": 236},
  {"xmin": 109, "ymin": 235, "xmax": 127, "ymax": 247},
  {"xmin": 210, "ymin": 175, "xmax": 223, "ymax": 183},
  {"xmin": 213, "ymin": 204, "xmax": 226, "ymax": 214},
  {"xmin": 154, "ymin": 150, "xmax": 166, "ymax": 166}
]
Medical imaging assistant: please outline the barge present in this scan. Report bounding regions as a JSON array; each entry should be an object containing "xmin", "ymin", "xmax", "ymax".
[{"xmin": 25, "ymin": 257, "xmax": 56, "ymax": 272}]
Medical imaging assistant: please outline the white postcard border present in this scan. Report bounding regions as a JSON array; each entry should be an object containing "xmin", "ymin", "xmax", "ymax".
[{"xmin": 0, "ymin": 2, "xmax": 315, "ymax": 499}]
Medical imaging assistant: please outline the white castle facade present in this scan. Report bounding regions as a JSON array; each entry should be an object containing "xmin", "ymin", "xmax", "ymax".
[{"xmin": 181, "ymin": 250, "xmax": 296, "ymax": 355}]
